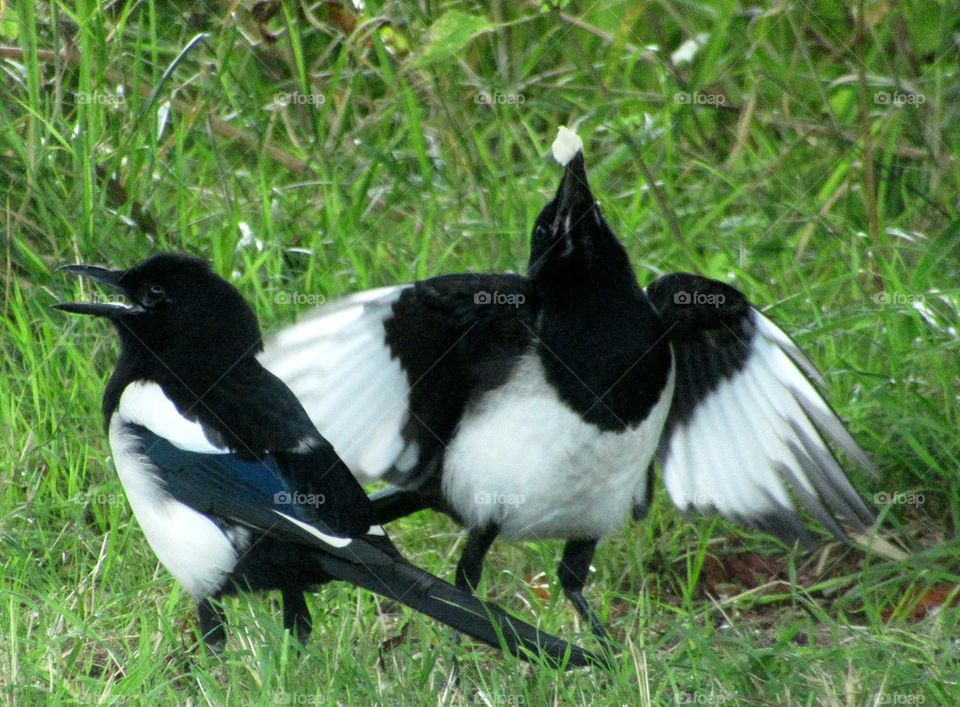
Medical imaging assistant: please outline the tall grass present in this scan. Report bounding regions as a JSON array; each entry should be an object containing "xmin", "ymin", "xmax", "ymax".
[{"xmin": 2, "ymin": 1, "xmax": 958, "ymax": 703}]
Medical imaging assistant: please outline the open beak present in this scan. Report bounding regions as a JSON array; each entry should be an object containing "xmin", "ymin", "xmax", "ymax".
[
  {"xmin": 552, "ymin": 150, "xmax": 595, "ymax": 235},
  {"xmin": 53, "ymin": 264, "xmax": 142, "ymax": 318}
]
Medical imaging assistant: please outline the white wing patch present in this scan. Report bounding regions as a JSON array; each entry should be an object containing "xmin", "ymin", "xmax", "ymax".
[
  {"xmin": 117, "ymin": 381, "xmax": 225, "ymax": 454},
  {"xmin": 272, "ymin": 510, "xmax": 353, "ymax": 548},
  {"xmin": 108, "ymin": 416, "xmax": 237, "ymax": 599},
  {"xmin": 260, "ymin": 286, "xmax": 417, "ymax": 482},
  {"xmin": 659, "ymin": 310, "xmax": 875, "ymax": 534}
]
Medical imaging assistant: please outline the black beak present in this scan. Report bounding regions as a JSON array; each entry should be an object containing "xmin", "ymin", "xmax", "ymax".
[
  {"xmin": 552, "ymin": 150, "xmax": 595, "ymax": 234},
  {"xmin": 53, "ymin": 264, "xmax": 141, "ymax": 318}
]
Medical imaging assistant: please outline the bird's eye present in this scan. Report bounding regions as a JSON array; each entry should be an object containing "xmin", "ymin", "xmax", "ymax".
[{"xmin": 143, "ymin": 284, "xmax": 166, "ymax": 306}]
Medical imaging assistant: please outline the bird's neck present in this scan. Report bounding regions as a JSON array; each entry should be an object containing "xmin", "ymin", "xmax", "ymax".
[
  {"xmin": 103, "ymin": 346, "xmax": 144, "ymax": 428},
  {"xmin": 532, "ymin": 234, "xmax": 648, "ymax": 335},
  {"xmin": 102, "ymin": 342, "xmax": 250, "ymax": 430},
  {"xmin": 531, "ymin": 249, "xmax": 672, "ymax": 430}
]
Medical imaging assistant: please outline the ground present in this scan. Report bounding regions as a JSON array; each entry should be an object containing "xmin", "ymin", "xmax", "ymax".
[{"xmin": 1, "ymin": 1, "xmax": 958, "ymax": 704}]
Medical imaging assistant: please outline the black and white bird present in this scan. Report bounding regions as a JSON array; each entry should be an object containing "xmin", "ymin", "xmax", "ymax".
[
  {"xmin": 54, "ymin": 252, "xmax": 602, "ymax": 668},
  {"xmin": 260, "ymin": 128, "xmax": 877, "ymax": 644}
]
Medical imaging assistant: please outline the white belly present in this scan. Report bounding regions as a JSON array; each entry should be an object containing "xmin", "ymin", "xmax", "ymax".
[
  {"xmin": 442, "ymin": 354, "xmax": 675, "ymax": 540},
  {"xmin": 108, "ymin": 416, "xmax": 238, "ymax": 599}
]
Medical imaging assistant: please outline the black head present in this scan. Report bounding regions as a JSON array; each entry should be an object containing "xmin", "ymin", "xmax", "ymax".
[
  {"xmin": 527, "ymin": 150, "xmax": 634, "ymax": 292},
  {"xmin": 55, "ymin": 253, "xmax": 262, "ymax": 376}
]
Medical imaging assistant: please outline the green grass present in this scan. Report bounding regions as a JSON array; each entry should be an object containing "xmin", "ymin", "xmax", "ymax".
[{"xmin": 2, "ymin": 0, "xmax": 960, "ymax": 703}]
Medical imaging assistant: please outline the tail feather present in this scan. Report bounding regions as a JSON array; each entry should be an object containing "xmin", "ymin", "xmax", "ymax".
[{"xmin": 319, "ymin": 553, "xmax": 606, "ymax": 669}]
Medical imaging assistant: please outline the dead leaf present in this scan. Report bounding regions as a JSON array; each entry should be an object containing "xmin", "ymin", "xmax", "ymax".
[
  {"xmin": 525, "ymin": 571, "xmax": 551, "ymax": 602},
  {"xmin": 700, "ymin": 552, "xmax": 812, "ymax": 596},
  {"xmin": 882, "ymin": 584, "xmax": 960, "ymax": 622}
]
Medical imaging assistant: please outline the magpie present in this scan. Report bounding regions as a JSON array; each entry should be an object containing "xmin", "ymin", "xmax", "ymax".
[
  {"xmin": 260, "ymin": 129, "xmax": 878, "ymax": 644},
  {"xmin": 53, "ymin": 252, "xmax": 603, "ymax": 668}
]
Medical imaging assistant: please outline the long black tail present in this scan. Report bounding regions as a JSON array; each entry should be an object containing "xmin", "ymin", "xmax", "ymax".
[{"xmin": 318, "ymin": 552, "xmax": 606, "ymax": 669}]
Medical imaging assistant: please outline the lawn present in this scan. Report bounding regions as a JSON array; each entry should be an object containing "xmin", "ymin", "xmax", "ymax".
[{"xmin": 2, "ymin": 0, "xmax": 959, "ymax": 704}]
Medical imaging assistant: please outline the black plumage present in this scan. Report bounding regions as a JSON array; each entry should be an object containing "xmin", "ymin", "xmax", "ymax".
[
  {"xmin": 262, "ymin": 144, "xmax": 877, "ymax": 649},
  {"xmin": 55, "ymin": 254, "xmax": 601, "ymax": 668}
]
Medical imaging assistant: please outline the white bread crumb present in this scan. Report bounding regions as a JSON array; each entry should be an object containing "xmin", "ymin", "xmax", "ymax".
[{"xmin": 551, "ymin": 126, "xmax": 583, "ymax": 165}]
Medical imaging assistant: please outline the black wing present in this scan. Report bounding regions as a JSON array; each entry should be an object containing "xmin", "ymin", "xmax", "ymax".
[
  {"xmin": 121, "ymin": 404, "xmax": 603, "ymax": 668},
  {"xmin": 131, "ymin": 424, "xmax": 398, "ymax": 567},
  {"xmin": 260, "ymin": 273, "xmax": 535, "ymax": 488},
  {"xmin": 147, "ymin": 359, "xmax": 378, "ymax": 537},
  {"xmin": 646, "ymin": 273, "xmax": 877, "ymax": 546}
]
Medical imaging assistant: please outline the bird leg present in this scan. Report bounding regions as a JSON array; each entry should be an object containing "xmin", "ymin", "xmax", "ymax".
[
  {"xmin": 197, "ymin": 597, "xmax": 227, "ymax": 650},
  {"xmin": 558, "ymin": 539, "xmax": 612, "ymax": 649},
  {"xmin": 447, "ymin": 525, "xmax": 499, "ymax": 684},
  {"xmin": 454, "ymin": 525, "xmax": 499, "ymax": 593},
  {"xmin": 282, "ymin": 590, "xmax": 312, "ymax": 644}
]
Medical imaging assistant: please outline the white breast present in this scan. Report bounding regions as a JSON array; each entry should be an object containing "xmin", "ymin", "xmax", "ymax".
[
  {"xmin": 442, "ymin": 353, "xmax": 675, "ymax": 540},
  {"xmin": 108, "ymin": 414, "xmax": 239, "ymax": 600}
]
